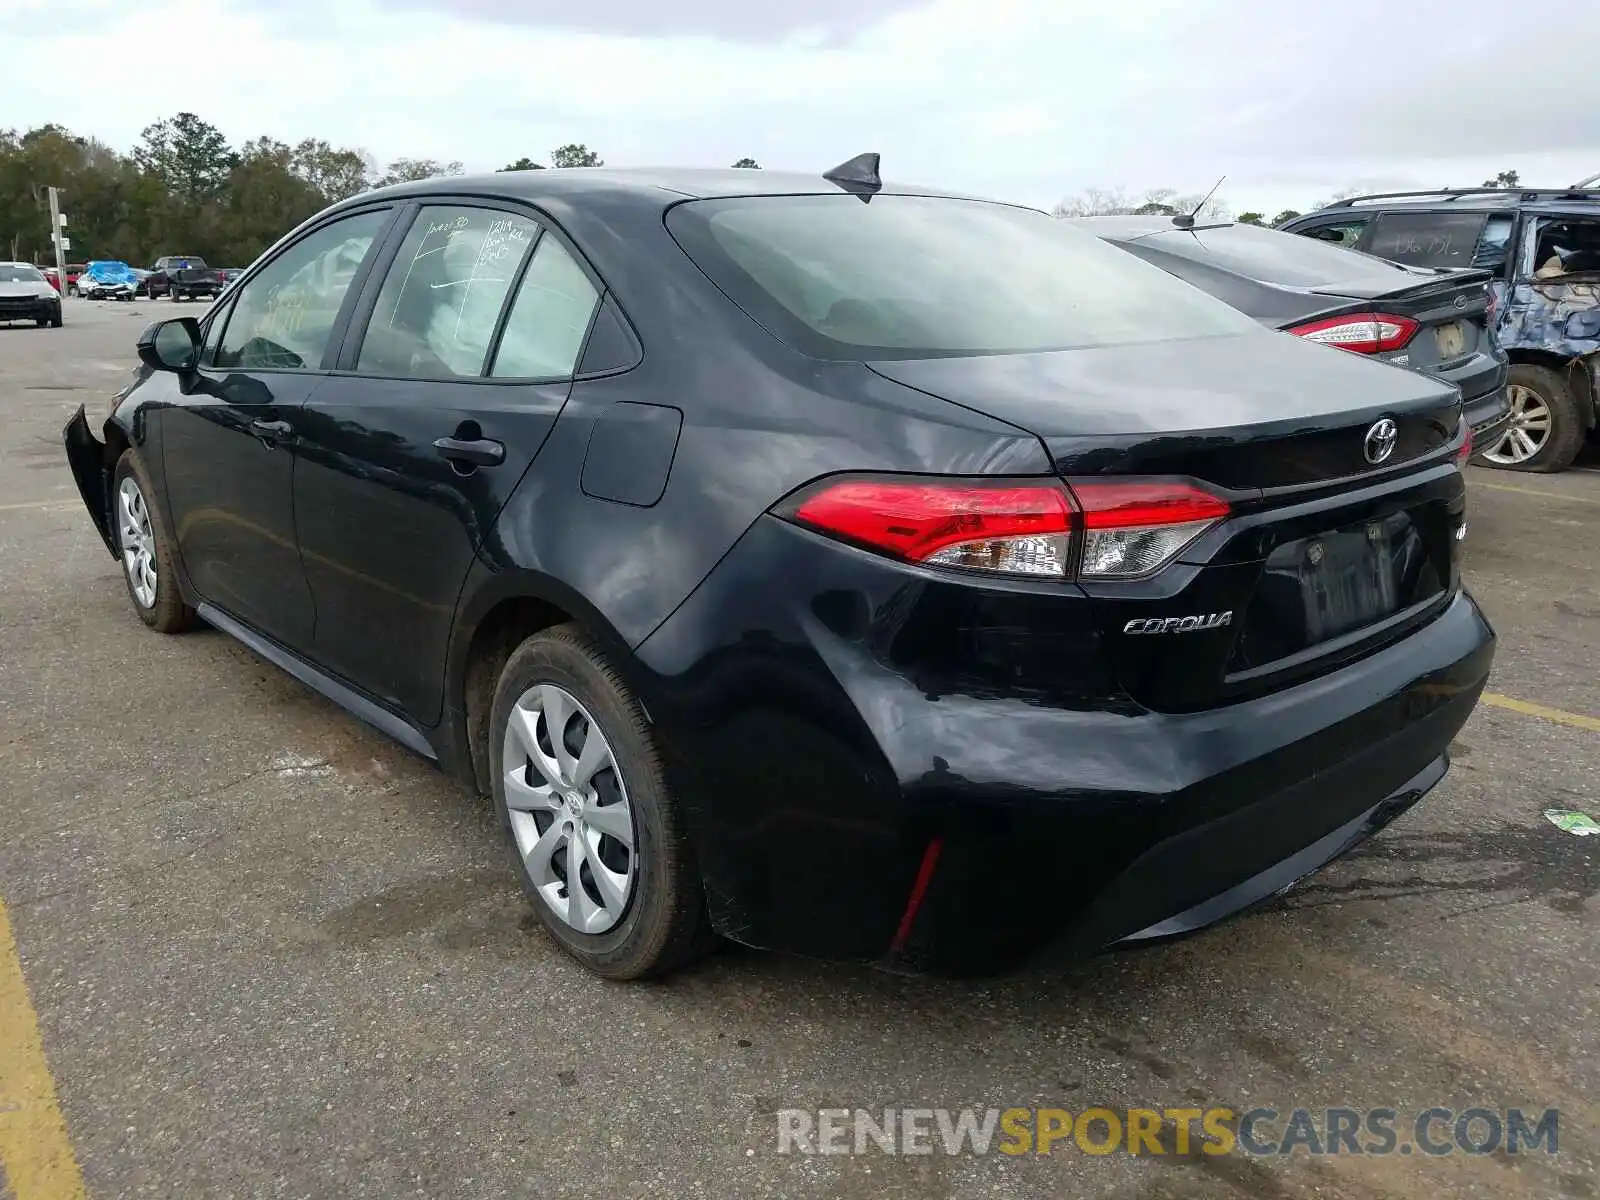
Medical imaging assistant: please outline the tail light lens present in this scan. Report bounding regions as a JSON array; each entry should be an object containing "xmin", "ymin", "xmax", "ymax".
[
  {"xmin": 779, "ymin": 476, "xmax": 1230, "ymax": 580},
  {"xmin": 1067, "ymin": 479, "xmax": 1231, "ymax": 579},
  {"xmin": 1287, "ymin": 313, "xmax": 1419, "ymax": 354},
  {"xmin": 788, "ymin": 479, "xmax": 1075, "ymax": 577},
  {"xmin": 1456, "ymin": 422, "xmax": 1473, "ymax": 466}
]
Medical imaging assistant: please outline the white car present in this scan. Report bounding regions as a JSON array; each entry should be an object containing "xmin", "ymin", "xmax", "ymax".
[
  {"xmin": 0, "ymin": 262, "xmax": 64, "ymax": 327},
  {"xmin": 78, "ymin": 262, "xmax": 139, "ymax": 302}
]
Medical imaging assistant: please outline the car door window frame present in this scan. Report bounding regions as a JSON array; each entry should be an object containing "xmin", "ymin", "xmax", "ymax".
[
  {"xmin": 331, "ymin": 195, "xmax": 631, "ymax": 387},
  {"xmin": 1293, "ymin": 215, "xmax": 1372, "ymax": 251},
  {"xmin": 205, "ymin": 204, "xmax": 404, "ymax": 375}
]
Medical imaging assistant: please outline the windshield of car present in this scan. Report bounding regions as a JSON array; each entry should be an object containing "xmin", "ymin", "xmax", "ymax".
[
  {"xmin": 666, "ymin": 194, "xmax": 1263, "ymax": 359},
  {"xmin": 1137, "ymin": 223, "xmax": 1417, "ymax": 286},
  {"xmin": 0, "ymin": 265, "xmax": 45, "ymax": 283}
]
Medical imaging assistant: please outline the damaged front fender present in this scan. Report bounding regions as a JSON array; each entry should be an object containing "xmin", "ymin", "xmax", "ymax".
[{"xmin": 62, "ymin": 405, "xmax": 117, "ymax": 558}]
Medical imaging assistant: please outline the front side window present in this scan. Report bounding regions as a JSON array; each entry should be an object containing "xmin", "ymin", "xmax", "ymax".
[
  {"xmin": 216, "ymin": 210, "xmax": 388, "ymax": 370},
  {"xmin": 1473, "ymin": 215, "xmax": 1514, "ymax": 272},
  {"xmin": 489, "ymin": 235, "xmax": 601, "ymax": 378},
  {"xmin": 357, "ymin": 206, "xmax": 539, "ymax": 379},
  {"xmin": 666, "ymin": 194, "xmax": 1261, "ymax": 359}
]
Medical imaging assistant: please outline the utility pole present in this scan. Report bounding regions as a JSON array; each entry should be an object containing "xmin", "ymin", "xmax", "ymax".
[{"xmin": 48, "ymin": 187, "xmax": 68, "ymax": 289}]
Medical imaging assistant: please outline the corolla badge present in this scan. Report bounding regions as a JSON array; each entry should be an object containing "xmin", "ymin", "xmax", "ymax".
[
  {"xmin": 1124, "ymin": 612, "xmax": 1233, "ymax": 635},
  {"xmin": 1363, "ymin": 418, "xmax": 1398, "ymax": 465}
]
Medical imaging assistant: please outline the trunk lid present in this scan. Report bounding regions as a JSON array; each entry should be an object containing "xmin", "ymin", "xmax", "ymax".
[{"xmin": 867, "ymin": 331, "xmax": 1467, "ymax": 710}]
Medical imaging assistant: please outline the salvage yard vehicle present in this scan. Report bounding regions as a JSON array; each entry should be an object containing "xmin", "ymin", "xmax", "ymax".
[
  {"xmin": 146, "ymin": 254, "xmax": 222, "ymax": 302},
  {"xmin": 62, "ymin": 159, "xmax": 1495, "ymax": 980},
  {"xmin": 78, "ymin": 260, "xmax": 140, "ymax": 301},
  {"xmin": 1, "ymin": 261, "xmax": 64, "ymax": 326},
  {"xmin": 1284, "ymin": 188, "xmax": 1600, "ymax": 472},
  {"xmin": 1080, "ymin": 216, "xmax": 1512, "ymax": 451}
]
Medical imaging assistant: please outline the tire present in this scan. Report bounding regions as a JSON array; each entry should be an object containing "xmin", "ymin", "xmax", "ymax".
[
  {"xmin": 51, "ymin": 310, "xmax": 62, "ymax": 327},
  {"xmin": 111, "ymin": 452, "xmax": 196, "ymax": 634},
  {"xmin": 35, "ymin": 317, "xmax": 46, "ymax": 327},
  {"xmin": 490, "ymin": 624, "xmax": 716, "ymax": 979},
  {"xmin": 1474, "ymin": 364, "xmax": 1587, "ymax": 473}
]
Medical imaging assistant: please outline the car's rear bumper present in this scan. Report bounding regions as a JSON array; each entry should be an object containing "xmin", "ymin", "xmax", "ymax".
[
  {"xmin": 1462, "ymin": 382, "xmax": 1512, "ymax": 443},
  {"xmin": 634, "ymin": 515, "xmax": 1495, "ymax": 976}
]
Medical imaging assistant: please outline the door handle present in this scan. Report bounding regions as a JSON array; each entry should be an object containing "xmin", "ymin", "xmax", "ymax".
[
  {"xmin": 250, "ymin": 418, "xmax": 294, "ymax": 443},
  {"xmin": 432, "ymin": 436, "xmax": 505, "ymax": 467}
]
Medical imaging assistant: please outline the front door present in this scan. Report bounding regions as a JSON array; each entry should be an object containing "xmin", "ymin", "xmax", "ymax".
[
  {"xmin": 160, "ymin": 207, "xmax": 395, "ymax": 651},
  {"xmin": 292, "ymin": 202, "xmax": 603, "ymax": 724}
]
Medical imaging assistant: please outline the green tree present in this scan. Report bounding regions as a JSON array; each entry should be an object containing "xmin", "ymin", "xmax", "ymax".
[
  {"xmin": 1482, "ymin": 169, "xmax": 1520, "ymax": 189},
  {"xmin": 1237, "ymin": 211, "xmax": 1265, "ymax": 225},
  {"xmin": 134, "ymin": 112, "xmax": 236, "ymax": 204},
  {"xmin": 550, "ymin": 143, "xmax": 603, "ymax": 168},
  {"xmin": 290, "ymin": 138, "xmax": 373, "ymax": 201},
  {"xmin": 1271, "ymin": 209, "xmax": 1303, "ymax": 226},
  {"xmin": 375, "ymin": 157, "xmax": 464, "ymax": 187},
  {"xmin": 499, "ymin": 156, "xmax": 546, "ymax": 171},
  {"xmin": 731, "ymin": 157, "xmax": 761, "ymax": 169}
]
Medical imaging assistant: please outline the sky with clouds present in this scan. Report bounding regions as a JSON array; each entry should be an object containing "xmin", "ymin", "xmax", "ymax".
[{"xmin": 4, "ymin": 0, "xmax": 1599, "ymax": 217}]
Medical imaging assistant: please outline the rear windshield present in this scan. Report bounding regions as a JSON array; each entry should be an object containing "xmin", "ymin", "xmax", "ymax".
[
  {"xmin": 1137, "ymin": 223, "xmax": 1416, "ymax": 287},
  {"xmin": 0, "ymin": 265, "xmax": 44, "ymax": 283},
  {"xmin": 666, "ymin": 194, "xmax": 1261, "ymax": 359}
]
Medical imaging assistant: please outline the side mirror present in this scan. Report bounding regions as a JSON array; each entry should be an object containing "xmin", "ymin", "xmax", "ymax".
[{"xmin": 137, "ymin": 317, "xmax": 201, "ymax": 373}]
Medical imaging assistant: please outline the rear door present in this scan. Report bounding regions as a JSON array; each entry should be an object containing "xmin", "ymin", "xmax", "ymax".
[{"xmin": 292, "ymin": 200, "xmax": 604, "ymax": 724}]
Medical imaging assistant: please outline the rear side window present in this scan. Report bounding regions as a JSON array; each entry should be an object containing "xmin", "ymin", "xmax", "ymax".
[
  {"xmin": 489, "ymin": 236, "xmax": 601, "ymax": 379},
  {"xmin": 666, "ymin": 194, "xmax": 1261, "ymax": 360},
  {"xmin": 1365, "ymin": 211, "xmax": 1491, "ymax": 270},
  {"xmin": 357, "ymin": 206, "xmax": 539, "ymax": 379},
  {"xmin": 1134, "ymin": 224, "xmax": 1414, "ymax": 287}
]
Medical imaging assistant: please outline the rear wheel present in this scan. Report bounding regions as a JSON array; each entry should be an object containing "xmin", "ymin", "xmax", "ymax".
[
  {"xmin": 1476, "ymin": 364, "xmax": 1586, "ymax": 472},
  {"xmin": 112, "ymin": 452, "xmax": 196, "ymax": 633},
  {"xmin": 490, "ymin": 625, "xmax": 716, "ymax": 979}
]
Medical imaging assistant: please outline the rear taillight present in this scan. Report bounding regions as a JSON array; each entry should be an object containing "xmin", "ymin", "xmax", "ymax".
[
  {"xmin": 1067, "ymin": 478, "xmax": 1231, "ymax": 579},
  {"xmin": 788, "ymin": 479, "xmax": 1075, "ymax": 577},
  {"xmin": 1287, "ymin": 313, "xmax": 1419, "ymax": 354},
  {"xmin": 1456, "ymin": 423, "xmax": 1473, "ymax": 466},
  {"xmin": 779, "ymin": 476, "xmax": 1230, "ymax": 580}
]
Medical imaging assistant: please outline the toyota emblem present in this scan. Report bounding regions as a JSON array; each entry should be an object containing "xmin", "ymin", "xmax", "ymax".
[{"xmin": 1363, "ymin": 418, "xmax": 1398, "ymax": 465}]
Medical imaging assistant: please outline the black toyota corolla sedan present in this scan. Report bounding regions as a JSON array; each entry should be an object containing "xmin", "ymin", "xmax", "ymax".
[{"xmin": 62, "ymin": 158, "xmax": 1495, "ymax": 979}]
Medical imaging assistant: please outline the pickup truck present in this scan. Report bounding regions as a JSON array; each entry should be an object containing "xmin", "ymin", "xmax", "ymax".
[{"xmin": 147, "ymin": 255, "xmax": 224, "ymax": 302}]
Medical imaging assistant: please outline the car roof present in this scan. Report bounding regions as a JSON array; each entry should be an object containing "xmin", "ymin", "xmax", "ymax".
[
  {"xmin": 353, "ymin": 166, "xmax": 995, "ymax": 210},
  {"xmin": 1302, "ymin": 196, "xmax": 1600, "ymax": 217}
]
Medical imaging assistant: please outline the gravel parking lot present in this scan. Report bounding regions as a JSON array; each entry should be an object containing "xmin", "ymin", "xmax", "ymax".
[{"xmin": 1, "ymin": 298, "xmax": 1596, "ymax": 1199}]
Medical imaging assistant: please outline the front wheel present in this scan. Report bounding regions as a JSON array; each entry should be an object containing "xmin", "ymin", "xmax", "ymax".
[
  {"xmin": 1474, "ymin": 365, "xmax": 1587, "ymax": 472},
  {"xmin": 111, "ymin": 452, "xmax": 196, "ymax": 633},
  {"xmin": 490, "ymin": 625, "xmax": 716, "ymax": 979}
]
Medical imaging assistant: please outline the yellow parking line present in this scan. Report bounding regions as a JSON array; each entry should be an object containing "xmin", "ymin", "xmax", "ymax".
[
  {"xmin": 1481, "ymin": 691, "xmax": 1600, "ymax": 734},
  {"xmin": 1470, "ymin": 479, "xmax": 1600, "ymax": 506},
  {"xmin": 0, "ymin": 900, "xmax": 86, "ymax": 1200}
]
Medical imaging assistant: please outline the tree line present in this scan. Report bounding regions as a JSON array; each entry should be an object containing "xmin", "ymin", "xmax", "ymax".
[{"xmin": 1, "ymin": 112, "xmax": 764, "ymax": 269}]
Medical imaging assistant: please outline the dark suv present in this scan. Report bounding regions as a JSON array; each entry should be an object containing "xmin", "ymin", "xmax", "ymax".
[{"xmin": 1283, "ymin": 189, "xmax": 1600, "ymax": 471}]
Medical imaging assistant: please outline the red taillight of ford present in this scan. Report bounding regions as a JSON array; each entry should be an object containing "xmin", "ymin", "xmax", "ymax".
[{"xmin": 1287, "ymin": 313, "xmax": 1419, "ymax": 354}]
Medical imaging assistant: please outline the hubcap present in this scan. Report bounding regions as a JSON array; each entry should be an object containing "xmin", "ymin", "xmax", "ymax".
[
  {"xmin": 1480, "ymin": 384, "xmax": 1552, "ymax": 465},
  {"xmin": 502, "ymin": 683, "xmax": 636, "ymax": 935},
  {"xmin": 118, "ymin": 476, "xmax": 157, "ymax": 608}
]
